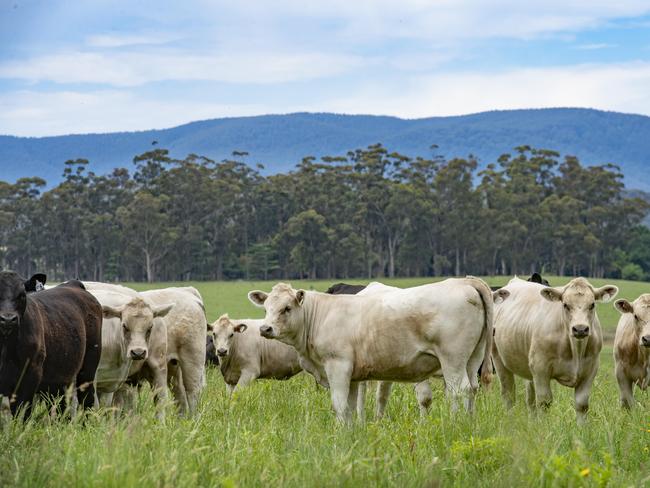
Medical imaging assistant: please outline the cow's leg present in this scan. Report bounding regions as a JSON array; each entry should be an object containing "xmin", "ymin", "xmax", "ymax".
[
  {"xmin": 532, "ymin": 373, "xmax": 553, "ymax": 410},
  {"xmin": 98, "ymin": 392, "xmax": 114, "ymax": 409},
  {"xmin": 525, "ymin": 381, "xmax": 536, "ymax": 409},
  {"xmin": 234, "ymin": 370, "xmax": 259, "ymax": 392},
  {"xmin": 615, "ymin": 365, "xmax": 635, "ymax": 409},
  {"xmin": 178, "ymin": 346, "xmax": 206, "ymax": 416},
  {"xmin": 375, "ymin": 381, "xmax": 393, "ymax": 419},
  {"xmin": 492, "ymin": 350, "xmax": 515, "ymax": 408},
  {"xmin": 356, "ymin": 382, "xmax": 366, "ymax": 422},
  {"xmin": 347, "ymin": 382, "xmax": 360, "ymax": 421},
  {"xmin": 575, "ymin": 367, "xmax": 597, "ymax": 425},
  {"xmin": 168, "ymin": 360, "xmax": 189, "ymax": 414},
  {"xmin": 439, "ymin": 357, "xmax": 472, "ymax": 414},
  {"xmin": 415, "ymin": 381, "xmax": 433, "ymax": 417},
  {"xmin": 324, "ymin": 359, "xmax": 353, "ymax": 424},
  {"xmin": 226, "ymin": 383, "xmax": 235, "ymax": 396}
]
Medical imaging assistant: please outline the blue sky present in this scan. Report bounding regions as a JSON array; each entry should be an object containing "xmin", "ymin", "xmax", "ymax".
[{"xmin": 1, "ymin": 0, "xmax": 650, "ymax": 136}]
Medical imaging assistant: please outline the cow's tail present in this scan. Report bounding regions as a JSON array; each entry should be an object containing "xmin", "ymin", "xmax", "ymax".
[{"xmin": 465, "ymin": 276, "xmax": 494, "ymax": 387}]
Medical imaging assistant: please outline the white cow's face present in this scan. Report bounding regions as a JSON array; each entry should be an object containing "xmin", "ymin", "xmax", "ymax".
[
  {"xmin": 615, "ymin": 294, "xmax": 650, "ymax": 348},
  {"xmin": 541, "ymin": 278, "xmax": 617, "ymax": 340},
  {"xmin": 248, "ymin": 283, "xmax": 305, "ymax": 342},
  {"xmin": 210, "ymin": 314, "xmax": 247, "ymax": 358},
  {"xmin": 102, "ymin": 298, "xmax": 173, "ymax": 361}
]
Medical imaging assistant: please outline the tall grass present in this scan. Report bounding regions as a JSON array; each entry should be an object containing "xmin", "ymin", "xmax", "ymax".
[{"xmin": 1, "ymin": 277, "xmax": 649, "ymax": 487}]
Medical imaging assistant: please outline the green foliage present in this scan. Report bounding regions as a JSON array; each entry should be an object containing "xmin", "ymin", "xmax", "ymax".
[{"xmin": 0, "ymin": 145, "xmax": 648, "ymax": 281}]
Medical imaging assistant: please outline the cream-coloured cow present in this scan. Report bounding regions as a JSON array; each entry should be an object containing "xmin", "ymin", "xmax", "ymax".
[
  {"xmin": 248, "ymin": 277, "xmax": 495, "ymax": 423},
  {"xmin": 88, "ymin": 287, "xmax": 172, "ymax": 407},
  {"xmin": 613, "ymin": 294, "xmax": 650, "ymax": 409},
  {"xmin": 210, "ymin": 314, "xmax": 302, "ymax": 393},
  {"xmin": 356, "ymin": 281, "xmax": 509, "ymax": 420},
  {"xmin": 493, "ymin": 277, "xmax": 617, "ymax": 423},
  {"xmin": 140, "ymin": 287, "xmax": 207, "ymax": 415}
]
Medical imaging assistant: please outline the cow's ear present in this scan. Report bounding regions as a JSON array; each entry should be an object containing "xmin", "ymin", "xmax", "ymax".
[
  {"xmin": 234, "ymin": 323, "xmax": 247, "ymax": 333},
  {"xmin": 540, "ymin": 287, "xmax": 563, "ymax": 302},
  {"xmin": 529, "ymin": 273, "xmax": 542, "ymax": 284},
  {"xmin": 594, "ymin": 285, "xmax": 618, "ymax": 303},
  {"xmin": 153, "ymin": 303, "xmax": 173, "ymax": 318},
  {"xmin": 24, "ymin": 273, "xmax": 47, "ymax": 292},
  {"xmin": 295, "ymin": 289, "xmax": 306, "ymax": 306},
  {"xmin": 492, "ymin": 289, "xmax": 510, "ymax": 305},
  {"xmin": 248, "ymin": 290, "xmax": 268, "ymax": 307},
  {"xmin": 102, "ymin": 304, "xmax": 124, "ymax": 319},
  {"xmin": 614, "ymin": 299, "xmax": 634, "ymax": 315}
]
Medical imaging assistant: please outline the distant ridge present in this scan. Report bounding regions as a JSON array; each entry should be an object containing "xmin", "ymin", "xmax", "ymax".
[{"xmin": 1, "ymin": 108, "xmax": 649, "ymax": 190}]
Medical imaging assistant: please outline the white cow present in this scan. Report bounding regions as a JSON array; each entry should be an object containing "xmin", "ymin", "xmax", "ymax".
[
  {"xmin": 84, "ymin": 282, "xmax": 173, "ymax": 409},
  {"xmin": 356, "ymin": 281, "xmax": 509, "ymax": 419},
  {"xmin": 210, "ymin": 314, "xmax": 302, "ymax": 393},
  {"xmin": 493, "ymin": 277, "xmax": 617, "ymax": 423},
  {"xmin": 89, "ymin": 288, "xmax": 172, "ymax": 407},
  {"xmin": 140, "ymin": 287, "xmax": 207, "ymax": 415},
  {"xmin": 248, "ymin": 277, "xmax": 496, "ymax": 423},
  {"xmin": 613, "ymin": 294, "xmax": 650, "ymax": 409}
]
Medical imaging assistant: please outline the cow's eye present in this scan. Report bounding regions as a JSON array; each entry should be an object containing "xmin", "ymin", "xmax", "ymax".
[
  {"xmin": 229, "ymin": 333, "xmax": 234, "ymax": 338},
  {"xmin": 563, "ymin": 304, "xmax": 570, "ymax": 311},
  {"xmin": 146, "ymin": 327, "xmax": 152, "ymax": 338},
  {"xmin": 283, "ymin": 306, "xmax": 291, "ymax": 314},
  {"xmin": 122, "ymin": 323, "xmax": 128, "ymax": 332},
  {"xmin": 589, "ymin": 303, "xmax": 595, "ymax": 311}
]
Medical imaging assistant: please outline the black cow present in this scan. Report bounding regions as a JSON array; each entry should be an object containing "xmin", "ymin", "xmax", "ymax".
[
  {"xmin": 206, "ymin": 334, "xmax": 219, "ymax": 367},
  {"xmin": 0, "ymin": 271, "xmax": 103, "ymax": 416},
  {"xmin": 325, "ymin": 283, "xmax": 368, "ymax": 295}
]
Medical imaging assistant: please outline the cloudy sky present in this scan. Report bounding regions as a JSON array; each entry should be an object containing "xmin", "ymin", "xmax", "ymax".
[{"xmin": 1, "ymin": 0, "xmax": 650, "ymax": 136}]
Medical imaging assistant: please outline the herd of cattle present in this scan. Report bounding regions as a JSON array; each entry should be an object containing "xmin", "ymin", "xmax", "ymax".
[{"xmin": 0, "ymin": 270, "xmax": 648, "ymax": 424}]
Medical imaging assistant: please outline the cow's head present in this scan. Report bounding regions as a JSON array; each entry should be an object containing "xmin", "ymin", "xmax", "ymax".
[
  {"xmin": 0, "ymin": 271, "xmax": 39, "ymax": 337},
  {"xmin": 540, "ymin": 278, "xmax": 617, "ymax": 340},
  {"xmin": 210, "ymin": 314, "xmax": 247, "ymax": 358},
  {"xmin": 528, "ymin": 273, "xmax": 550, "ymax": 287},
  {"xmin": 615, "ymin": 294, "xmax": 650, "ymax": 348},
  {"xmin": 248, "ymin": 283, "xmax": 305, "ymax": 342},
  {"xmin": 102, "ymin": 297, "xmax": 173, "ymax": 361}
]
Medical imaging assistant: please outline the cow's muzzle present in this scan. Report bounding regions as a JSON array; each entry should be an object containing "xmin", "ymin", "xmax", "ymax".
[
  {"xmin": 0, "ymin": 313, "xmax": 18, "ymax": 336},
  {"xmin": 571, "ymin": 325, "xmax": 590, "ymax": 339},
  {"xmin": 130, "ymin": 348, "xmax": 147, "ymax": 360},
  {"xmin": 641, "ymin": 335, "xmax": 650, "ymax": 348},
  {"xmin": 217, "ymin": 348, "xmax": 228, "ymax": 357},
  {"xmin": 259, "ymin": 325, "xmax": 274, "ymax": 338}
]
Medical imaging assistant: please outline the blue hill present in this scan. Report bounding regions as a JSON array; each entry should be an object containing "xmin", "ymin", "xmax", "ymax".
[{"xmin": 1, "ymin": 108, "xmax": 649, "ymax": 189}]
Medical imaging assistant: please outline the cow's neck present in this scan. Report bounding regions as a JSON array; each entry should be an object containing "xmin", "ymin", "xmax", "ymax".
[
  {"xmin": 295, "ymin": 293, "xmax": 319, "ymax": 355},
  {"xmin": 219, "ymin": 338, "xmax": 238, "ymax": 373}
]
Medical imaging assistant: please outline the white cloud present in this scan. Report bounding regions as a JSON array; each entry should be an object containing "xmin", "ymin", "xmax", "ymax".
[
  {"xmin": 3, "ymin": 61, "xmax": 650, "ymax": 137},
  {"xmin": 575, "ymin": 43, "xmax": 617, "ymax": 50},
  {"xmin": 85, "ymin": 33, "xmax": 180, "ymax": 48},
  {"xmin": 0, "ymin": 50, "xmax": 366, "ymax": 86},
  {"xmin": 0, "ymin": 90, "xmax": 269, "ymax": 136},
  {"xmin": 321, "ymin": 61, "xmax": 650, "ymax": 118}
]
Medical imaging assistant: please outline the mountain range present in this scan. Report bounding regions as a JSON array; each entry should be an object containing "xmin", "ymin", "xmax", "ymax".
[{"xmin": 1, "ymin": 108, "xmax": 649, "ymax": 190}]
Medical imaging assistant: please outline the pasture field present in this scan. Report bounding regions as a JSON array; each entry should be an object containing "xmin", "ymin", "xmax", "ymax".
[{"xmin": 1, "ymin": 276, "xmax": 649, "ymax": 487}]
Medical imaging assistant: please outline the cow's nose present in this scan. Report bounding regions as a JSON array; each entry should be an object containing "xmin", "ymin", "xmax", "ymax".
[
  {"xmin": 0, "ymin": 312, "xmax": 18, "ymax": 325},
  {"xmin": 130, "ymin": 348, "xmax": 147, "ymax": 360},
  {"xmin": 217, "ymin": 348, "xmax": 228, "ymax": 356},
  {"xmin": 260, "ymin": 325, "xmax": 273, "ymax": 337},
  {"xmin": 642, "ymin": 335, "xmax": 650, "ymax": 347},
  {"xmin": 571, "ymin": 325, "xmax": 590, "ymax": 339}
]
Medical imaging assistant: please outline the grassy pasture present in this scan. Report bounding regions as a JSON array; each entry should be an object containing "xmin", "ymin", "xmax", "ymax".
[{"xmin": 1, "ymin": 276, "xmax": 649, "ymax": 487}]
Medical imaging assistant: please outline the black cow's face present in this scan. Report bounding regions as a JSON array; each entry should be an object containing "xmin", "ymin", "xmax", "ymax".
[{"xmin": 0, "ymin": 271, "xmax": 30, "ymax": 337}]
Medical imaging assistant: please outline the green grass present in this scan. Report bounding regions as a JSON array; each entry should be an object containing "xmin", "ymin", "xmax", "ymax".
[{"xmin": 2, "ymin": 277, "xmax": 650, "ymax": 487}]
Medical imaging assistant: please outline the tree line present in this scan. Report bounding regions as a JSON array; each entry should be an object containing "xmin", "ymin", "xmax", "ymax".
[{"xmin": 1, "ymin": 144, "xmax": 649, "ymax": 283}]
